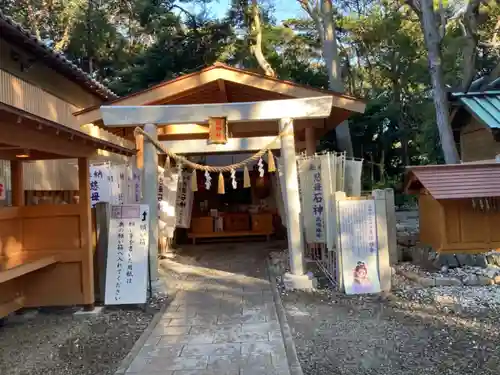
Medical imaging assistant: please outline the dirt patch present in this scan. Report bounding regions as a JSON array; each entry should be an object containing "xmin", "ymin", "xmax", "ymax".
[
  {"xmin": 0, "ymin": 298, "xmax": 165, "ymax": 375},
  {"xmin": 281, "ymin": 285, "xmax": 499, "ymax": 375}
]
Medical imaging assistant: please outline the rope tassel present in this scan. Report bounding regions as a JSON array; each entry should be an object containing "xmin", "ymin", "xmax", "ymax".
[
  {"xmin": 243, "ymin": 165, "xmax": 251, "ymax": 188},
  {"xmin": 218, "ymin": 172, "xmax": 225, "ymax": 194},
  {"xmin": 191, "ymin": 169, "xmax": 198, "ymax": 192},
  {"xmin": 267, "ymin": 149, "xmax": 276, "ymax": 172}
]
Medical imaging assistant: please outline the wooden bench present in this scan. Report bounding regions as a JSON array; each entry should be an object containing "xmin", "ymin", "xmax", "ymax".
[{"xmin": 0, "ymin": 254, "xmax": 58, "ymax": 318}]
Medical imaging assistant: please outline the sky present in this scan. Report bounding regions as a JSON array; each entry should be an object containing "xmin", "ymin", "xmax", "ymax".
[{"xmin": 189, "ymin": 0, "xmax": 306, "ymax": 23}]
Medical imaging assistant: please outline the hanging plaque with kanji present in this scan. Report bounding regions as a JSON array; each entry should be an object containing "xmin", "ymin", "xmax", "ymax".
[{"xmin": 208, "ymin": 117, "xmax": 228, "ymax": 144}]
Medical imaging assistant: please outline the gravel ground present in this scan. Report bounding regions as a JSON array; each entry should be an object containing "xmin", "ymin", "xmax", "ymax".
[
  {"xmin": 0, "ymin": 297, "xmax": 166, "ymax": 375},
  {"xmin": 281, "ymin": 273, "xmax": 500, "ymax": 375}
]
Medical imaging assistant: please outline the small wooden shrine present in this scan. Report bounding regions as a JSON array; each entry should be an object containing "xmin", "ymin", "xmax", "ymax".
[{"xmin": 405, "ymin": 163, "xmax": 500, "ymax": 254}]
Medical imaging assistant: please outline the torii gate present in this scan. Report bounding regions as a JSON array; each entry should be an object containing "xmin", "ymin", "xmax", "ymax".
[{"xmin": 100, "ymin": 96, "xmax": 334, "ymax": 290}]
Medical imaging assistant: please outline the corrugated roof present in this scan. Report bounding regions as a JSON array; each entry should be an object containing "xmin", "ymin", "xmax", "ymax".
[
  {"xmin": 451, "ymin": 91, "xmax": 500, "ymax": 129},
  {"xmin": 0, "ymin": 10, "xmax": 118, "ymax": 101},
  {"xmin": 405, "ymin": 163, "xmax": 500, "ymax": 199}
]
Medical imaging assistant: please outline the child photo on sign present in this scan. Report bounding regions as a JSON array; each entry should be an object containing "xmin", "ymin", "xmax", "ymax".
[{"xmin": 352, "ymin": 261, "xmax": 371, "ymax": 294}]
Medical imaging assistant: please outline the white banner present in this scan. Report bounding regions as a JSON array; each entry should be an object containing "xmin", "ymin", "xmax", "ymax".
[
  {"xmin": 105, "ymin": 204, "xmax": 149, "ymax": 305},
  {"xmin": 344, "ymin": 159, "xmax": 363, "ymax": 197},
  {"xmin": 338, "ymin": 199, "xmax": 380, "ymax": 295},
  {"xmin": 320, "ymin": 153, "xmax": 336, "ymax": 251},
  {"xmin": 158, "ymin": 168, "xmax": 179, "ymax": 238},
  {"xmin": 89, "ymin": 164, "xmax": 111, "ymax": 207},
  {"xmin": 175, "ymin": 170, "xmax": 194, "ymax": 228}
]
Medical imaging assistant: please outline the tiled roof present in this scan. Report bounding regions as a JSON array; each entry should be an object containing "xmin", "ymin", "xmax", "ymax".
[
  {"xmin": 405, "ymin": 163, "xmax": 500, "ymax": 199},
  {"xmin": 0, "ymin": 10, "xmax": 118, "ymax": 101},
  {"xmin": 451, "ymin": 91, "xmax": 500, "ymax": 129}
]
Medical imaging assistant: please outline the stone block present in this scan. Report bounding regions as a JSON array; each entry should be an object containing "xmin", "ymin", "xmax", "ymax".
[
  {"xmin": 283, "ymin": 273, "xmax": 317, "ymax": 291},
  {"xmin": 73, "ymin": 306, "xmax": 104, "ymax": 316},
  {"xmin": 494, "ymin": 276, "xmax": 500, "ymax": 285},
  {"xmin": 475, "ymin": 255, "xmax": 488, "ymax": 268},
  {"xmin": 456, "ymin": 254, "xmax": 475, "ymax": 267},
  {"xmin": 418, "ymin": 277, "xmax": 436, "ymax": 288},
  {"xmin": 434, "ymin": 277, "xmax": 462, "ymax": 286},
  {"xmin": 439, "ymin": 254, "xmax": 460, "ymax": 268}
]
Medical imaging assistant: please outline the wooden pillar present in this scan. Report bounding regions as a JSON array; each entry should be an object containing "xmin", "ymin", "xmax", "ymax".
[
  {"xmin": 78, "ymin": 157, "xmax": 95, "ymax": 306},
  {"xmin": 143, "ymin": 123, "xmax": 159, "ymax": 284},
  {"xmin": 279, "ymin": 118, "xmax": 305, "ymax": 276},
  {"xmin": 305, "ymin": 127, "xmax": 316, "ymax": 156},
  {"xmin": 136, "ymin": 133, "xmax": 144, "ymax": 169},
  {"xmin": 10, "ymin": 160, "xmax": 24, "ymax": 206}
]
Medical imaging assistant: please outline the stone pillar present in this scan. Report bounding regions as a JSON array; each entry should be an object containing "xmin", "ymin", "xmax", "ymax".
[
  {"xmin": 305, "ymin": 127, "xmax": 316, "ymax": 156},
  {"xmin": 280, "ymin": 118, "xmax": 316, "ymax": 290},
  {"xmin": 143, "ymin": 123, "xmax": 159, "ymax": 285},
  {"xmin": 372, "ymin": 189, "xmax": 391, "ymax": 292}
]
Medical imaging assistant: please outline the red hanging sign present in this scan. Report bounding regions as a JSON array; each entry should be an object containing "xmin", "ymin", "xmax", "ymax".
[{"xmin": 208, "ymin": 117, "xmax": 228, "ymax": 145}]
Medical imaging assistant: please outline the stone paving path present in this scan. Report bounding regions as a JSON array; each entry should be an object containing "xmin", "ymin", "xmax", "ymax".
[{"xmin": 124, "ymin": 242, "xmax": 292, "ymax": 375}]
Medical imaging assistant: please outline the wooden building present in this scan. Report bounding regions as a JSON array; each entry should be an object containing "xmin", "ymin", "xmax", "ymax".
[
  {"xmin": 0, "ymin": 11, "xmax": 134, "ymax": 318},
  {"xmin": 405, "ymin": 163, "xmax": 500, "ymax": 254},
  {"xmin": 450, "ymin": 79, "xmax": 500, "ymax": 162}
]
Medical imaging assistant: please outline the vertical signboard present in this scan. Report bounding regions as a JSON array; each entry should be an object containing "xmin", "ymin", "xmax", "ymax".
[
  {"xmin": 104, "ymin": 204, "xmax": 149, "ymax": 305},
  {"xmin": 175, "ymin": 171, "xmax": 194, "ymax": 228},
  {"xmin": 89, "ymin": 164, "xmax": 111, "ymax": 207},
  {"xmin": 338, "ymin": 199, "xmax": 380, "ymax": 295}
]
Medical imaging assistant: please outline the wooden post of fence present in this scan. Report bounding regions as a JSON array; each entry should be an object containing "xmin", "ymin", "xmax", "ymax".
[
  {"xmin": 372, "ymin": 189, "xmax": 391, "ymax": 292},
  {"xmin": 333, "ymin": 191, "xmax": 346, "ymax": 292},
  {"xmin": 384, "ymin": 189, "xmax": 398, "ymax": 265},
  {"xmin": 94, "ymin": 202, "xmax": 110, "ymax": 303}
]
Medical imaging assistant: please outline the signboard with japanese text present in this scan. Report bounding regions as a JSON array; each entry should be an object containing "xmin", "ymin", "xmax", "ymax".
[
  {"xmin": 338, "ymin": 199, "xmax": 380, "ymax": 295},
  {"xmin": 208, "ymin": 117, "xmax": 228, "ymax": 144},
  {"xmin": 89, "ymin": 165, "xmax": 111, "ymax": 207},
  {"xmin": 110, "ymin": 164, "xmax": 127, "ymax": 205},
  {"xmin": 298, "ymin": 158, "xmax": 326, "ymax": 243},
  {"xmin": 104, "ymin": 204, "xmax": 149, "ymax": 305},
  {"xmin": 0, "ymin": 178, "xmax": 5, "ymax": 201},
  {"xmin": 128, "ymin": 167, "xmax": 141, "ymax": 204},
  {"xmin": 175, "ymin": 170, "xmax": 193, "ymax": 228}
]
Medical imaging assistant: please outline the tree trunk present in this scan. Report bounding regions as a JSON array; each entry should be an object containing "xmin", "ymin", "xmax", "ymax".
[
  {"xmin": 249, "ymin": 0, "xmax": 276, "ymax": 77},
  {"xmin": 298, "ymin": 0, "xmax": 354, "ymax": 156},
  {"xmin": 378, "ymin": 149, "xmax": 385, "ymax": 184},
  {"xmin": 321, "ymin": 0, "xmax": 353, "ymax": 156},
  {"xmin": 419, "ymin": 0, "xmax": 460, "ymax": 164}
]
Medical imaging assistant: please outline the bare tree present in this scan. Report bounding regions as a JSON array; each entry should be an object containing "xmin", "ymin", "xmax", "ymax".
[
  {"xmin": 408, "ymin": 0, "xmax": 460, "ymax": 164},
  {"xmin": 298, "ymin": 0, "xmax": 354, "ymax": 156}
]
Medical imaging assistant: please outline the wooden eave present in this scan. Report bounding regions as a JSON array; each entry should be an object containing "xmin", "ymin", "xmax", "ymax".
[
  {"xmin": 0, "ymin": 104, "xmax": 135, "ymax": 159},
  {"xmin": 74, "ymin": 63, "xmax": 366, "ymax": 126}
]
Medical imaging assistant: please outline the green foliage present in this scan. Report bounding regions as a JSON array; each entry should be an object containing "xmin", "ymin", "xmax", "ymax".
[{"xmin": 3, "ymin": 0, "xmax": 499, "ymax": 189}]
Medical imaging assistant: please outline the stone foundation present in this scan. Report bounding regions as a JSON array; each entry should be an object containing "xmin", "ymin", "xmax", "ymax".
[{"xmin": 283, "ymin": 272, "xmax": 318, "ymax": 291}]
